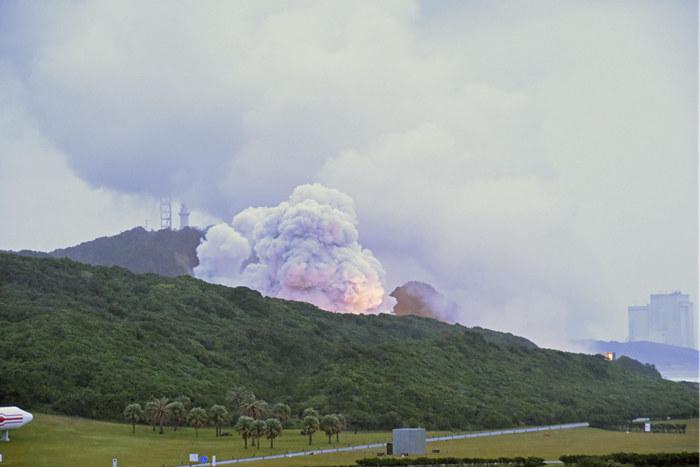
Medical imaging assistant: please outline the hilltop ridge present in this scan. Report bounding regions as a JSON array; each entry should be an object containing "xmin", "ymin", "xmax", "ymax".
[{"xmin": 14, "ymin": 226, "xmax": 204, "ymax": 276}]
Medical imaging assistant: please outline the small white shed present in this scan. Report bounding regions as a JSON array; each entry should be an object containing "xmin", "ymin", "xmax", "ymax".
[{"xmin": 392, "ymin": 428, "xmax": 426, "ymax": 455}]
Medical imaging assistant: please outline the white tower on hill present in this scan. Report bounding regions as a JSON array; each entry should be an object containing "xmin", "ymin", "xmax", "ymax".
[{"xmin": 179, "ymin": 203, "xmax": 190, "ymax": 229}]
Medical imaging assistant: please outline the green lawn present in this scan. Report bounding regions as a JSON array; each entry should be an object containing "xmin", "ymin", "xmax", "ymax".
[
  {"xmin": 0, "ymin": 415, "xmax": 697, "ymax": 467},
  {"xmin": 254, "ymin": 420, "xmax": 700, "ymax": 467},
  {"xmin": 0, "ymin": 414, "xmax": 393, "ymax": 467}
]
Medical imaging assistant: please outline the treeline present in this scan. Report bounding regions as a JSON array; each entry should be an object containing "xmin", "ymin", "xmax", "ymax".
[
  {"xmin": 342, "ymin": 453, "xmax": 699, "ymax": 467},
  {"xmin": 590, "ymin": 421, "xmax": 687, "ymax": 433},
  {"xmin": 560, "ymin": 452, "xmax": 699, "ymax": 466},
  {"xmin": 122, "ymin": 386, "xmax": 345, "ymax": 447},
  {"xmin": 355, "ymin": 457, "xmax": 545, "ymax": 466}
]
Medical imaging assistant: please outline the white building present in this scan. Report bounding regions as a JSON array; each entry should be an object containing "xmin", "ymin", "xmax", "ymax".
[
  {"xmin": 178, "ymin": 203, "xmax": 190, "ymax": 229},
  {"xmin": 628, "ymin": 292, "xmax": 696, "ymax": 349}
]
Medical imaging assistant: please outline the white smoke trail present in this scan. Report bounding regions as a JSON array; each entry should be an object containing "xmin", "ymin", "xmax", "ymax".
[{"xmin": 194, "ymin": 184, "xmax": 387, "ymax": 313}]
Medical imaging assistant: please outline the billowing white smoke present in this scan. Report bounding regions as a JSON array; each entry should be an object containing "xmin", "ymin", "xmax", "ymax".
[{"xmin": 194, "ymin": 184, "xmax": 387, "ymax": 313}]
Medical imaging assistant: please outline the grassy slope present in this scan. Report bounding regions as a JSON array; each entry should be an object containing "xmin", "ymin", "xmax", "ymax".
[
  {"xmin": 1, "ymin": 414, "xmax": 697, "ymax": 467},
  {"xmin": 0, "ymin": 253, "xmax": 697, "ymax": 430}
]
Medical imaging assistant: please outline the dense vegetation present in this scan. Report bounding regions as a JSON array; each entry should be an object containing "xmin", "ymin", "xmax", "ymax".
[
  {"xmin": 353, "ymin": 453, "xmax": 700, "ymax": 466},
  {"xmin": 355, "ymin": 457, "xmax": 545, "ymax": 466},
  {"xmin": 559, "ymin": 452, "xmax": 699, "ymax": 466},
  {"xmin": 0, "ymin": 253, "xmax": 697, "ymax": 430},
  {"xmin": 14, "ymin": 226, "xmax": 204, "ymax": 276}
]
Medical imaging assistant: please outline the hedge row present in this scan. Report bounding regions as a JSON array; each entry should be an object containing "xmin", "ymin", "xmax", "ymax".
[
  {"xmin": 356, "ymin": 456, "xmax": 545, "ymax": 466},
  {"xmin": 560, "ymin": 452, "xmax": 699, "ymax": 466},
  {"xmin": 590, "ymin": 422, "xmax": 687, "ymax": 433}
]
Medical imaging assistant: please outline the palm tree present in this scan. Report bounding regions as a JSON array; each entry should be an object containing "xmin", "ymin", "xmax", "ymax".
[
  {"xmin": 144, "ymin": 400, "xmax": 158, "ymax": 432},
  {"xmin": 209, "ymin": 405, "xmax": 228, "ymax": 437},
  {"xmin": 226, "ymin": 386, "xmax": 255, "ymax": 419},
  {"xmin": 146, "ymin": 397, "xmax": 169, "ymax": 434},
  {"xmin": 264, "ymin": 418, "xmax": 283, "ymax": 448},
  {"xmin": 188, "ymin": 407, "xmax": 208, "ymax": 438},
  {"xmin": 320, "ymin": 415, "xmax": 340, "ymax": 444},
  {"xmin": 175, "ymin": 395, "xmax": 191, "ymax": 409},
  {"xmin": 123, "ymin": 403, "xmax": 143, "ymax": 434},
  {"xmin": 166, "ymin": 401, "xmax": 186, "ymax": 431},
  {"xmin": 243, "ymin": 399, "xmax": 269, "ymax": 420},
  {"xmin": 302, "ymin": 415, "xmax": 319, "ymax": 446},
  {"xmin": 302, "ymin": 407, "xmax": 319, "ymax": 418},
  {"xmin": 271, "ymin": 403, "xmax": 291, "ymax": 426},
  {"xmin": 252, "ymin": 419, "xmax": 266, "ymax": 448},
  {"xmin": 235, "ymin": 416, "xmax": 255, "ymax": 449},
  {"xmin": 335, "ymin": 413, "xmax": 346, "ymax": 442}
]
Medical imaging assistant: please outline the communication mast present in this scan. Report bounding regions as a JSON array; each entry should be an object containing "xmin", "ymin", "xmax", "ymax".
[{"xmin": 160, "ymin": 197, "xmax": 172, "ymax": 230}]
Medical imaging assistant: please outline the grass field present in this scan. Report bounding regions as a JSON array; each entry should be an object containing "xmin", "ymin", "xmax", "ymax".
[{"xmin": 0, "ymin": 415, "xmax": 697, "ymax": 467}]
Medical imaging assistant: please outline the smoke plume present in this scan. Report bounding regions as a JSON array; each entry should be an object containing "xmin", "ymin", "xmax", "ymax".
[
  {"xmin": 195, "ymin": 184, "xmax": 387, "ymax": 313},
  {"xmin": 391, "ymin": 281, "xmax": 461, "ymax": 323}
]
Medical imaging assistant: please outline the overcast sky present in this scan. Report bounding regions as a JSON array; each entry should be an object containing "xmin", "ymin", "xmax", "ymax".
[{"xmin": 0, "ymin": 0, "xmax": 696, "ymax": 347}]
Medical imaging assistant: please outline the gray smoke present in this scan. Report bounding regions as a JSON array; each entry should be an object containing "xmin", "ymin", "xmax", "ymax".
[
  {"xmin": 391, "ymin": 281, "xmax": 461, "ymax": 323},
  {"xmin": 195, "ymin": 184, "xmax": 388, "ymax": 313}
]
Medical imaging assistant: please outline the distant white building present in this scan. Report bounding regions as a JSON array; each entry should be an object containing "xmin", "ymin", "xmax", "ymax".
[{"xmin": 628, "ymin": 292, "xmax": 696, "ymax": 349}]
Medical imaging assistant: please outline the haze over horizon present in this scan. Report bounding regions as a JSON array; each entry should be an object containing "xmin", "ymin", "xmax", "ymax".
[{"xmin": 0, "ymin": 1, "xmax": 696, "ymax": 348}]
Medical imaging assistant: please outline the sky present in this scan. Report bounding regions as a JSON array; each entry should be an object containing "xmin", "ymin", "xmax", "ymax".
[{"xmin": 0, "ymin": 0, "xmax": 696, "ymax": 347}]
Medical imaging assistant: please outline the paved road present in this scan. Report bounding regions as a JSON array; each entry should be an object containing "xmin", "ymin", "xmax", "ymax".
[{"xmin": 175, "ymin": 422, "xmax": 589, "ymax": 466}]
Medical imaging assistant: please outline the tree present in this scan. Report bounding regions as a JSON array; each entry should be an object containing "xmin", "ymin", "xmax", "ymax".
[
  {"xmin": 174, "ymin": 395, "xmax": 191, "ymax": 410},
  {"xmin": 166, "ymin": 400, "xmax": 187, "ymax": 431},
  {"xmin": 302, "ymin": 407, "xmax": 319, "ymax": 418},
  {"xmin": 226, "ymin": 386, "xmax": 255, "ymax": 418},
  {"xmin": 148, "ymin": 397, "xmax": 170, "ymax": 434},
  {"xmin": 335, "ymin": 413, "xmax": 346, "ymax": 441},
  {"xmin": 252, "ymin": 419, "xmax": 266, "ymax": 448},
  {"xmin": 188, "ymin": 407, "xmax": 208, "ymax": 438},
  {"xmin": 243, "ymin": 399, "xmax": 269, "ymax": 420},
  {"xmin": 144, "ymin": 400, "xmax": 158, "ymax": 432},
  {"xmin": 209, "ymin": 405, "xmax": 228, "ymax": 437},
  {"xmin": 271, "ymin": 402, "xmax": 291, "ymax": 426},
  {"xmin": 264, "ymin": 418, "xmax": 283, "ymax": 448},
  {"xmin": 302, "ymin": 415, "xmax": 320, "ymax": 445},
  {"xmin": 123, "ymin": 403, "xmax": 143, "ymax": 434},
  {"xmin": 320, "ymin": 414, "xmax": 340, "ymax": 444},
  {"xmin": 235, "ymin": 416, "xmax": 254, "ymax": 449}
]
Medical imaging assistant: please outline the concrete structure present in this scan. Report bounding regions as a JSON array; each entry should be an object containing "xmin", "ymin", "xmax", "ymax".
[
  {"xmin": 628, "ymin": 292, "xmax": 696, "ymax": 349},
  {"xmin": 178, "ymin": 203, "xmax": 190, "ymax": 229},
  {"xmin": 392, "ymin": 428, "xmax": 426, "ymax": 455},
  {"xmin": 603, "ymin": 351, "xmax": 615, "ymax": 361}
]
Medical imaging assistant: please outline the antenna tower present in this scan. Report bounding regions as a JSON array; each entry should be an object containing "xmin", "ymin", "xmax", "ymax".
[{"xmin": 160, "ymin": 197, "xmax": 172, "ymax": 230}]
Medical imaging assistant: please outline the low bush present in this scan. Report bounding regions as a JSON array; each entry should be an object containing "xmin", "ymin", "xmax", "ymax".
[
  {"xmin": 356, "ymin": 456, "xmax": 545, "ymax": 466},
  {"xmin": 560, "ymin": 452, "xmax": 699, "ymax": 466}
]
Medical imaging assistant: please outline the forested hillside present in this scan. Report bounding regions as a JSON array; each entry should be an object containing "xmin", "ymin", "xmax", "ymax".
[
  {"xmin": 14, "ymin": 226, "xmax": 203, "ymax": 276},
  {"xmin": 0, "ymin": 253, "xmax": 696, "ymax": 430}
]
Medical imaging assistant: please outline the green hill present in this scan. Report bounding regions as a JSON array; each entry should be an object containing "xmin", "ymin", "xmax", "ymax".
[
  {"xmin": 0, "ymin": 253, "xmax": 696, "ymax": 430},
  {"xmin": 14, "ymin": 226, "xmax": 204, "ymax": 276}
]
